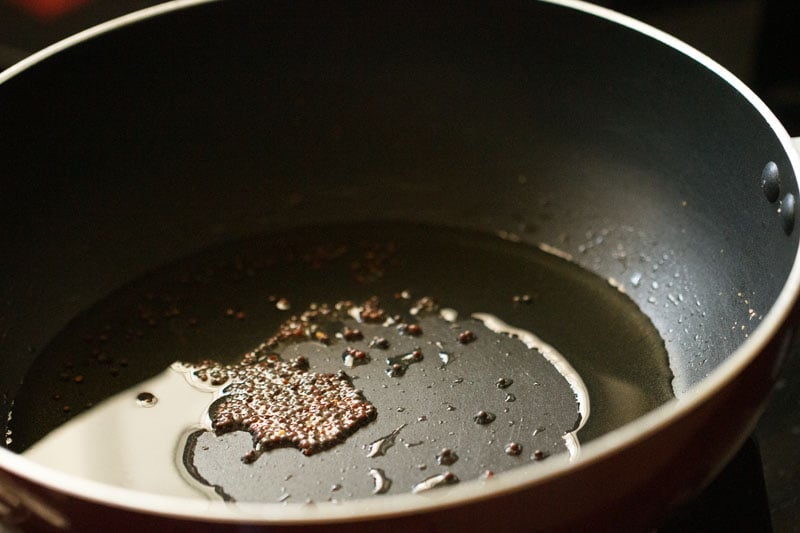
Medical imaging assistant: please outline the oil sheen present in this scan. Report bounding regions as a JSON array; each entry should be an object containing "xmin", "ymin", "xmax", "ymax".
[{"xmin": 9, "ymin": 223, "xmax": 673, "ymax": 502}]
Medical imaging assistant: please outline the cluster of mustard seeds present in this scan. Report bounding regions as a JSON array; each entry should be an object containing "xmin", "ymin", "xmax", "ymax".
[
  {"xmin": 187, "ymin": 295, "xmax": 444, "ymax": 461},
  {"xmin": 199, "ymin": 355, "xmax": 376, "ymax": 461}
]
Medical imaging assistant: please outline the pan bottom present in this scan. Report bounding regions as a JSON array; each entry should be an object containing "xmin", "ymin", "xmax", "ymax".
[{"xmin": 8, "ymin": 222, "xmax": 673, "ymax": 502}]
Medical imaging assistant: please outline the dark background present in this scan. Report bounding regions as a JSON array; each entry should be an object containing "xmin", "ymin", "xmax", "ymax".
[
  {"xmin": 1, "ymin": 0, "xmax": 797, "ymax": 136},
  {"xmin": 1, "ymin": 0, "xmax": 798, "ymax": 530}
]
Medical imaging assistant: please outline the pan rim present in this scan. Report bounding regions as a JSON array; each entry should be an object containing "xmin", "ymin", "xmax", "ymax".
[{"xmin": 1, "ymin": 0, "xmax": 799, "ymax": 524}]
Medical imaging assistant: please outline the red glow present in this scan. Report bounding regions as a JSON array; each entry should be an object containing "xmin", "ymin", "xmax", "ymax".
[{"xmin": 9, "ymin": 0, "xmax": 93, "ymax": 21}]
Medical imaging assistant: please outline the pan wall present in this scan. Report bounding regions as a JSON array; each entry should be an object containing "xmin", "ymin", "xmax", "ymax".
[{"xmin": 0, "ymin": 0, "xmax": 797, "ymax": 427}]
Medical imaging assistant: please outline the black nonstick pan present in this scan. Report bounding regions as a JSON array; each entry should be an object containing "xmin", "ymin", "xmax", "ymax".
[{"xmin": 0, "ymin": 0, "xmax": 799, "ymax": 530}]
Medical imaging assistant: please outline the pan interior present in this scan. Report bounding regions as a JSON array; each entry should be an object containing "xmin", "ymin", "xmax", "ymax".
[{"xmin": 8, "ymin": 222, "xmax": 672, "ymax": 502}]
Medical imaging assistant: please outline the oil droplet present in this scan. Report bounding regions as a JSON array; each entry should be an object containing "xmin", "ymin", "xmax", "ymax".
[
  {"xmin": 532, "ymin": 449, "xmax": 547, "ymax": 461},
  {"xmin": 369, "ymin": 336, "xmax": 390, "ymax": 349},
  {"xmin": 495, "ymin": 378, "xmax": 513, "ymax": 389},
  {"xmin": 440, "ymin": 308, "xmax": 458, "ymax": 322},
  {"xmin": 504, "ymin": 442, "xmax": 523, "ymax": 456},
  {"xmin": 368, "ymin": 468, "xmax": 391, "ymax": 495},
  {"xmin": 409, "ymin": 296, "xmax": 437, "ymax": 315},
  {"xmin": 135, "ymin": 392, "xmax": 158, "ymax": 407},
  {"xmin": 473, "ymin": 410, "xmax": 496, "ymax": 425},
  {"xmin": 435, "ymin": 448, "xmax": 459, "ymax": 466},
  {"xmin": 411, "ymin": 472, "xmax": 459, "ymax": 494},
  {"xmin": 342, "ymin": 347, "xmax": 370, "ymax": 368},
  {"xmin": 385, "ymin": 349, "xmax": 423, "ymax": 377},
  {"xmin": 365, "ymin": 424, "xmax": 406, "ymax": 458},
  {"xmin": 386, "ymin": 363, "xmax": 405, "ymax": 377},
  {"xmin": 457, "ymin": 330, "xmax": 476, "ymax": 344},
  {"xmin": 397, "ymin": 323, "xmax": 423, "ymax": 336}
]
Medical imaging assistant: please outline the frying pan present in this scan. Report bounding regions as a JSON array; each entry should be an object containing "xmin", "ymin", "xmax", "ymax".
[{"xmin": 1, "ymin": 0, "xmax": 799, "ymax": 530}]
